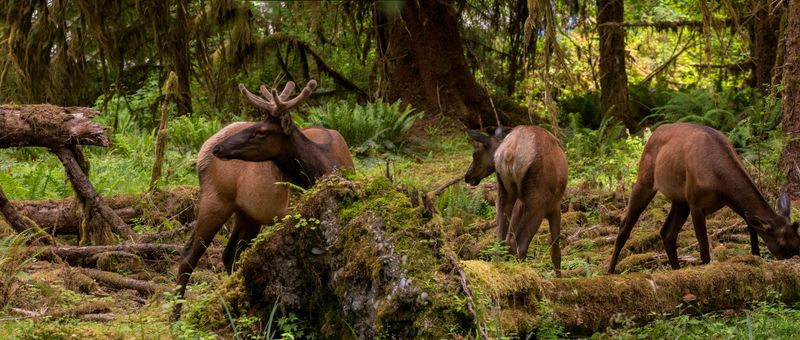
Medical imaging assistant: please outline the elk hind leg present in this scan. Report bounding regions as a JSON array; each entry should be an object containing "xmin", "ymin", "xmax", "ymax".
[
  {"xmin": 690, "ymin": 208, "xmax": 711, "ymax": 264},
  {"xmin": 495, "ymin": 177, "xmax": 517, "ymax": 243},
  {"xmin": 547, "ymin": 209, "xmax": 562, "ymax": 277},
  {"xmin": 172, "ymin": 199, "xmax": 234, "ymax": 321},
  {"xmin": 511, "ymin": 198, "xmax": 547, "ymax": 259}
]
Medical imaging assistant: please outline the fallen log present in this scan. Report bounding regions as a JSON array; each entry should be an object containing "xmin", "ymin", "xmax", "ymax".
[
  {"xmin": 79, "ymin": 268, "xmax": 164, "ymax": 295},
  {"xmin": 9, "ymin": 186, "xmax": 198, "ymax": 235},
  {"xmin": 0, "ymin": 105, "xmax": 109, "ymax": 148},
  {"xmin": 0, "ymin": 186, "xmax": 56, "ymax": 244},
  {"xmin": 34, "ymin": 244, "xmax": 182, "ymax": 264}
]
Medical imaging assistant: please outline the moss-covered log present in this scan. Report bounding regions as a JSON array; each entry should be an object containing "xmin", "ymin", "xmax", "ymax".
[
  {"xmin": 5, "ymin": 186, "xmax": 198, "ymax": 235},
  {"xmin": 184, "ymin": 177, "xmax": 800, "ymax": 337},
  {"xmin": 0, "ymin": 105, "xmax": 109, "ymax": 148}
]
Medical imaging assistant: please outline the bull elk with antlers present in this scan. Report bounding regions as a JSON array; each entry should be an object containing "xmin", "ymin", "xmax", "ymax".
[
  {"xmin": 171, "ymin": 80, "xmax": 353, "ymax": 320},
  {"xmin": 606, "ymin": 123, "xmax": 800, "ymax": 274}
]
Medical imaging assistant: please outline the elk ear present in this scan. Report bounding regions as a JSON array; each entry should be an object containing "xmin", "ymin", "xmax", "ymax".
[
  {"xmin": 279, "ymin": 114, "xmax": 295, "ymax": 135},
  {"xmin": 777, "ymin": 192, "xmax": 792, "ymax": 219},
  {"xmin": 466, "ymin": 130, "xmax": 490, "ymax": 145},
  {"xmin": 494, "ymin": 126, "xmax": 506, "ymax": 140}
]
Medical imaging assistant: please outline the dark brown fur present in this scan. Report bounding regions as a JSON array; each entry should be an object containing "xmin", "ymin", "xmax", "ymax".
[{"xmin": 606, "ymin": 123, "xmax": 800, "ymax": 274}]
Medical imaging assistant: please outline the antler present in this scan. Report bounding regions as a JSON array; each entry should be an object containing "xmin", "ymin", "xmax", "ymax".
[{"xmin": 238, "ymin": 80, "xmax": 317, "ymax": 117}]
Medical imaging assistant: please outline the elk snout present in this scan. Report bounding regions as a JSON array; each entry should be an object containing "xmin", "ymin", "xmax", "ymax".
[{"xmin": 464, "ymin": 175, "xmax": 480, "ymax": 186}]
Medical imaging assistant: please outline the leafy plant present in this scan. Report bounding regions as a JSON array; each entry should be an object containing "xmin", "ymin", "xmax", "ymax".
[
  {"xmin": 170, "ymin": 114, "xmax": 225, "ymax": 152},
  {"xmin": 306, "ymin": 99, "xmax": 422, "ymax": 154},
  {"xmin": 436, "ymin": 185, "xmax": 494, "ymax": 219}
]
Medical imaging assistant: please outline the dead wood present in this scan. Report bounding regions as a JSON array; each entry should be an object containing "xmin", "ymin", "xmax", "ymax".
[
  {"xmin": 52, "ymin": 146, "xmax": 137, "ymax": 244},
  {"xmin": 79, "ymin": 268, "xmax": 164, "ymax": 295},
  {"xmin": 0, "ymin": 186, "xmax": 56, "ymax": 244},
  {"xmin": 140, "ymin": 221, "xmax": 195, "ymax": 243},
  {"xmin": 34, "ymin": 244, "xmax": 182, "ymax": 264},
  {"xmin": 13, "ymin": 186, "xmax": 198, "ymax": 235},
  {"xmin": 0, "ymin": 105, "xmax": 109, "ymax": 148}
]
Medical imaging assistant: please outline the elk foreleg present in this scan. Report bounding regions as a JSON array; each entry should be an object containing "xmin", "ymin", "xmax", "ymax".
[
  {"xmin": 660, "ymin": 202, "xmax": 690, "ymax": 269},
  {"xmin": 606, "ymin": 182, "xmax": 656, "ymax": 274},
  {"xmin": 748, "ymin": 227, "xmax": 760, "ymax": 256},
  {"xmin": 222, "ymin": 215, "xmax": 262, "ymax": 274}
]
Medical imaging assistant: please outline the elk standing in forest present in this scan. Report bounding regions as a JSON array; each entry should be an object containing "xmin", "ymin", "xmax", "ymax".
[
  {"xmin": 606, "ymin": 123, "xmax": 800, "ymax": 274},
  {"xmin": 465, "ymin": 126, "xmax": 568, "ymax": 275},
  {"xmin": 172, "ymin": 80, "xmax": 353, "ymax": 320}
]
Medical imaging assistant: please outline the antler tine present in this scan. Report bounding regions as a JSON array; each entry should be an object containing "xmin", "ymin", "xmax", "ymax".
[
  {"xmin": 280, "ymin": 80, "xmax": 317, "ymax": 111},
  {"xmin": 278, "ymin": 81, "xmax": 296, "ymax": 101},
  {"xmin": 239, "ymin": 84, "xmax": 276, "ymax": 114}
]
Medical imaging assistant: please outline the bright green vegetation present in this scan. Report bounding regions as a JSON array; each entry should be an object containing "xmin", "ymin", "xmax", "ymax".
[
  {"xmin": 601, "ymin": 295, "xmax": 800, "ymax": 339},
  {"xmin": 0, "ymin": 85, "xmax": 795, "ymax": 339}
]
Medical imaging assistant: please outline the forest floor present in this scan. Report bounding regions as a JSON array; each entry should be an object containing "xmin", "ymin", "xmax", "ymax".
[{"xmin": 1, "ymin": 120, "xmax": 800, "ymax": 339}]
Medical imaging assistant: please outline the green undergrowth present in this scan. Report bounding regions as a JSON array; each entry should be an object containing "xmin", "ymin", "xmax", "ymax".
[{"xmin": 601, "ymin": 291, "xmax": 800, "ymax": 339}]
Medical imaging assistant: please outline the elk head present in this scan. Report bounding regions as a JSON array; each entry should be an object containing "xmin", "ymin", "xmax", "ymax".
[
  {"xmin": 464, "ymin": 127, "xmax": 505, "ymax": 186},
  {"xmin": 212, "ymin": 80, "xmax": 317, "ymax": 161},
  {"xmin": 750, "ymin": 192, "xmax": 800, "ymax": 259}
]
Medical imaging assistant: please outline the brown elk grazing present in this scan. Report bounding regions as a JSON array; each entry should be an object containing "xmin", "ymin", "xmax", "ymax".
[
  {"xmin": 172, "ymin": 80, "xmax": 353, "ymax": 321},
  {"xmin": 606, "ymin": 123, "xmax": 800, "ymax": 274},
  {"xmin": 465, "ymin": 126, "xmax": 568, "ymax": 274}
]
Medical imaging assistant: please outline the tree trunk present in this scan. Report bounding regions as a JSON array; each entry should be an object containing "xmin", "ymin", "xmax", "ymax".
[
  {"xmin": 382, "ymin": 0, "xmax": 531, "ymax": 129},
  {"xmin": 171, "ymin": 0, "xmax": 193, "ymax": 116},
  {"xmin": 750, "ymin": 0, "xmax": 784, "ymax": 93},
  {"xmin": 597, "ymin": 0, "xmax": 637, "ymax": 132},
  {"xmin": 781, "ymin": 0, "xmax": 800, "ymax": 198}
]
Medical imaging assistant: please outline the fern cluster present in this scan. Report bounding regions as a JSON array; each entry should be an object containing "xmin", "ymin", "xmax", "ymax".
[{"xmin": 306, "ymin": 99, "xmax": 422, "ymax": 154}]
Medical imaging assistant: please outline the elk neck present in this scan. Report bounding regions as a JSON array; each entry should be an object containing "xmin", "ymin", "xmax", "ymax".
[
  {"xmin": 273, "ymin": 131, "xmax": 334, "ymax": 189},
  {"xmin": 724, "ymin": 170, "xmax": 779, "ymax": 226}
]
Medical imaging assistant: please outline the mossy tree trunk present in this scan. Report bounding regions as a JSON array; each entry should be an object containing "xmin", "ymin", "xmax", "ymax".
[
  {"xmin": 781, "ymin": 0, "xmax": 800, "ymax": 198},
  {"xmin": 597, "ymin": 0, "xmax": 637, "ymax": 133},
  {"xmin": 750, "ymin": 0, "xmax": 784, "ymax": 93}
]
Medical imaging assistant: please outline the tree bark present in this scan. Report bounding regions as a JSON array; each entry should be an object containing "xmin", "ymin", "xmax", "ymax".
[
  {"xmin": 750, "ymin": 0, "xmax": 784, "ymax": 93},
  {"xmin": 781, "ymin": 0, "xmax": 800, "ymax": 198},
  {"xmin": 0, "ymin": 105, "xmax": 109, "ymax": 148},
  {"xmin": 8, "ymin": 187, "xmax": 198, "ymax": 236},
  {"xmin": 0, "ymin": 186, "xmax": 56, "ymax": 245},
  {"xmin": 382, "ymin": 0, "xmax": 533, "ymax": 129},
  {"xmin": 52, "ymin": 146, "xmax": 137, "ymax": 244},
  {"xmin": 597, "ymin": 0, "xmax": 637, "ymax": 132},
  {"xmin": 171, "ymin": 0, "xmax": 193, "ymax": 116},
  {"xmin": 79, "ymin": 268, "xmax": 164, "ymax": 295},
  {"xmin": 34, "ymin": 243, "xmax": 182, "ymax": 260}
]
